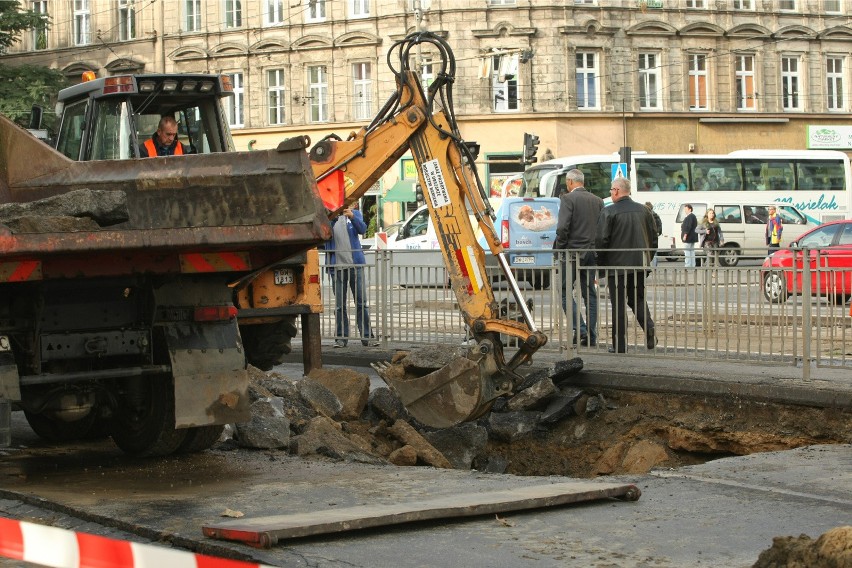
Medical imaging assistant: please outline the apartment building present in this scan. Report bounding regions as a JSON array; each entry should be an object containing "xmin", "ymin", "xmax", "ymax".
[{"xmin": 5, "ymin": 0, "xmax": 852, "ymax": 201}]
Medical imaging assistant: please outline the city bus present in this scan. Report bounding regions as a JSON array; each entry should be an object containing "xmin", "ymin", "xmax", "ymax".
[{"xmin": 521, "ymin": 149, "xmax": 852, "ymax": 264}]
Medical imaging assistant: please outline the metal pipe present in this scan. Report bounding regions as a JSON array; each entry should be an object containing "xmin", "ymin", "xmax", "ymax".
[
  {"xmin": 20, "ymin": 365, "xmax": 171, "ymax": 387},
  {"xmin": 496, "ymin": 252, "xmax": 537, "ymax": 332}
]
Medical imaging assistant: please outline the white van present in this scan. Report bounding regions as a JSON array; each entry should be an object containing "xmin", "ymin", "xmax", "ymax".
[
  {"xmin": 672, "ymin": 202, "xmax": 812, "ymax": 266},
  {"xmin": 389, "ymin": 199, "xmax": 559, "ymax": 289}
]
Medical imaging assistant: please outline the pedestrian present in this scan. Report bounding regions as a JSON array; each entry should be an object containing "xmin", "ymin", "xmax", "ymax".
[
  {"xmin": 139, "ymin": 116, "xmax": 184, "ymax": 157},
  {"xmin": 553, "ymin": 169, "xmax": 604, "ymax": 347},
  {"xmin": 700, "ymin": 209, "xmax": 725, "ymax": 266},
  {"xmin": 645, "ymin": 202, "xmax": 662, "ymax": 267},
  {"xmin": 765, "ymin": 205, "xmax": 783, "ymax": 255},
  {"xmin": 595, "ymin": 176, "xmax": 658, "ymax": 354},
  {"xmin": 324, "ymin": 202, "xmax": 378, "ymax": 348},
  {"xmin": 681, "ymin": 204, "xmax": 698, "ymax": 268}
]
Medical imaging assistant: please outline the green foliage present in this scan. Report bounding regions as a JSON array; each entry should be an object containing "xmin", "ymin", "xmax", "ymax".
[
  {"xmin": 366, "ymin": 202, "xmax": 377, "ymax": 238},
  {"xmin": 0, "ymin": 64, "xmax": 66, "ymax": 130},
  {"xmin": 0, "ymin": 1, "xmax": 64, "ymax": 132},
  {"xmin": 0, "ymin": 0, "xmax": 46, "ymax": 49}
]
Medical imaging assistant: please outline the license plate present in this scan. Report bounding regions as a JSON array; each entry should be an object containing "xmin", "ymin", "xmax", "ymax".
[
  {"xmin": 513, "ymin": 256, "xmax": 536, "ymax": 265},
  {"xmin": 273, "ymin": 269, "xmax": 294, "ymax": 285}
]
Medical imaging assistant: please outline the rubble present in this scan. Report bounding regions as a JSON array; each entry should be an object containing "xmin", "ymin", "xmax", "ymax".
[
  {"xmin": 0, "ymin": 188, "xmax": 129, "ymax": 232},
  {"xmin": 233, "ymin": 397, "xmax": 290, "ymax": 450},
  {"xmin": 225, "ymin": 347, "xmax": 849, "ymax": 478}
]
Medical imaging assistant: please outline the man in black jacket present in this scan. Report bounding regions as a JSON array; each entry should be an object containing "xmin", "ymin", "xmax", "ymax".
[
  {"xmin": 595, "ymin": 177, "xmax": 658, "ymax": 353},
  {"xmin": 554, "ymin": 169, "xmax": 604, "ymax": 346},
  {"xmin": 680, "ymin": 204, "xmax": 699, "ymax": 268}
]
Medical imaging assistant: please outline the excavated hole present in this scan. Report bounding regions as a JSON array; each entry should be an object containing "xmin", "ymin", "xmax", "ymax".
[{"xmin": 483, "ymin": 389, "xmax": 852, "ymax": 478}]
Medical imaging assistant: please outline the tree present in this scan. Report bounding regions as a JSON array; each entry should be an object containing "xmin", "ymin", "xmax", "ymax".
[{"xmin": 0, "ymin": 0, "xmax": 66, "ymax": 131}]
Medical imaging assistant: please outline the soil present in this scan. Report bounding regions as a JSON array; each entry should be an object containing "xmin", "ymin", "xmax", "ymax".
[
  {"xmin": 752, "ymin": 526, "xmax": 852, "ymax": 568},
  {"xmin": 484, "ymin": 389, "xmax": 852, "ymax": 478}
]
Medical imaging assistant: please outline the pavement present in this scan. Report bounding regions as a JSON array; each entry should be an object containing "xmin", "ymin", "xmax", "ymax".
[{"xmin": 0, "ymin": 344, "xmax": 849, "ymax": 568}]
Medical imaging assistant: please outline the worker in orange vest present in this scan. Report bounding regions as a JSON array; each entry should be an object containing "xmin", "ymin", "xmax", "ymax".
[{"xmin": 139, "ymin": 116, "xmax": 184, "ymax": 157}]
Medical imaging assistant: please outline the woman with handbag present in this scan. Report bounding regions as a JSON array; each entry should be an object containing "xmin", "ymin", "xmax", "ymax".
[{"xmin": 700, "ymin": 209, "xmax": 725, "ymax": 266}]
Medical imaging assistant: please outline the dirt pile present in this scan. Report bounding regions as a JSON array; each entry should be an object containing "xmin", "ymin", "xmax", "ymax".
[{"xmin": 752, "ymin": 526, "xmax": 852, "ymax": 568}]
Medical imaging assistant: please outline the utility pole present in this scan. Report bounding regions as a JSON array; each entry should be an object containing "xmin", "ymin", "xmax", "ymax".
[{"xmin": 414, "ymin": 0, "xmax": 423, "ymax": 77}]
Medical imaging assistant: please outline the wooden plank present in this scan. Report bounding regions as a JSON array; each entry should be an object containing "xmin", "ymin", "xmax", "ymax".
[{"xmin": 202, "ymin": 481, "xmax": 641, "ymax": 548}]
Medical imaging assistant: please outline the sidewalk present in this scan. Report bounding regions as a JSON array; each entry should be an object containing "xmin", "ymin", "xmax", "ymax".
[{"xmin": 299, "ymin": 340, "xmax": 852, "ymax": 410}]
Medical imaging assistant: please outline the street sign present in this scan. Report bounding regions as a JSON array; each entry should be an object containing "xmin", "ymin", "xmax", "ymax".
[{"xmin": 611, "ymin": 163, "xmax": 628, "ymax": 179}]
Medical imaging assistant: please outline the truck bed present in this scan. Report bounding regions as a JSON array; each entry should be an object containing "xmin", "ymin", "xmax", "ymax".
[{"xmin": 0, "ymin": 114, "xmax": 330, "ymax": 278}]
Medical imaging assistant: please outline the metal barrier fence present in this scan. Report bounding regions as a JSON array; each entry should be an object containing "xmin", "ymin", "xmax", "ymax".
[{"xmin": 314, "ymin": 247, "xmax": 851, "ymax": 378}]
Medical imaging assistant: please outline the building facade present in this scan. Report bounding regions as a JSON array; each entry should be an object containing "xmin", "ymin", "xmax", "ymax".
[{"xmin": 5, "ymin": 0, "xmax": 852, "ymax": 204}]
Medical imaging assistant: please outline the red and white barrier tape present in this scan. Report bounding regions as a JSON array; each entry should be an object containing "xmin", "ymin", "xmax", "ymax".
[{"xmin": 0, "ymin": 517, "xmax": 273, "ymax": 568}]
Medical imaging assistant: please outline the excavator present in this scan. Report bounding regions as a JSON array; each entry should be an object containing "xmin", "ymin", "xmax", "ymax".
[
  {"xmin": 303, "ymin": 32, "xmax": 548, "ymax": 427},
  {"xmin": 1, "ymin": 32, "xmax": 546, "ymax": 448}
]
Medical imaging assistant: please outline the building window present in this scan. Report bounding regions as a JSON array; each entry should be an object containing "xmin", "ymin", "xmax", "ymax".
[
  {"xmin": 268, "ymin": 69, "xmax": 285, "ymax": 125},
  {"xmin": 638, "ymin": 53, "xmax": 661, "ymax": 110},
  {"xmin": 575, "ymin": 52, "xmax": 599, "ymax": 110},
  {"xmin": 778, "ymin": 0, "xmax": 796, "ymax": 10},
  {"xmin": 227, "ymin": 72, "xmax": 244, "ymax": 128},
  {"xmin": 688, "ymin": 54, "xmax": 708, "ymax": 110},
  {"xmin": 224, "ymin": 0, "xmax": 242, "ymax": 28},
  {"xmin": 487, "ymin": 0, "xmax": 516, "ymax": 5},
  {"xmin": 574, "ymin": 0, "xmax": 597, "ymax": 4},
  {"xmin": 264, "ymin": 0, "xmax": 284, "ymax": 25},
  {"xmin": 350, "ymin": 0, "xmax": 369, "ymax": 17},
  {"xmin": 827, "ymin": 57, "xmax": 844, "ymax": 111},
  {"xmin": 308, "ymin": 65, "xmax": 328, "ymax": 123},
  {"xmin": 824, "ymin": 0, "xmax": 841, "ymax": 12},
  {"xmin": 118, "ymin": 0, "xmax": 135, "ymax": 41},
  {"xmin": 686, "ymin": 0, "xmax": 705, "ymax": 7},
  {"xmin": 421, "ymin": 59, "xmax": 434, "ymax": 90},
  {"xmin": 185, "ymin": 0, "xmax": 202, "ymax": 32},
  {"xmin": 781, "ymin": 56, "xmax": 800, "ymax": 110},
  {"xmin": 492, "ymin": 55, "xmax": 519, "ymax": 112},
  {"xmin": 732, "ymin": 0, "xmax": 753, "ymax": 9},
  {"xmin": 73, "ymin": 0, "xmax": 90, "ymax": 46},
  {"xmin": 305, "ymin": 0, "xmax": 326, "ymax": 22},
  {"xmin": 352, "ymin": 63, "xmax": 373, "ymax": 121},
  {"xmin": 736, "ymin": 55, "xmax": 756, "ymax": 111},
  {"xmin": 31, "ymin": 1, "xmax": 48, "ymax": 50}
]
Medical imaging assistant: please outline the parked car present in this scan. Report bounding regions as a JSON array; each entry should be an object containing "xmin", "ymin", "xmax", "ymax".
[
  {"xmin": 673, "ymin": 202, "xmax": 812, "ymax": 267},
  {"xmin": 761, "ymin": 219, "xmax": 852, "ymax": 304}
]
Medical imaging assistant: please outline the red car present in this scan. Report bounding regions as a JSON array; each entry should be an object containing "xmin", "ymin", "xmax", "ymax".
[{"xmin": 762, "ymin": 219, "xmax": 852, "ymax": 304}]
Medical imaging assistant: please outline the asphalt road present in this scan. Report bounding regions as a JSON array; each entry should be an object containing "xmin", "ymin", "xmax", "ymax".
[{"xmin": 0, "ymin": 346, "xmax": 850, "ymax": 568}]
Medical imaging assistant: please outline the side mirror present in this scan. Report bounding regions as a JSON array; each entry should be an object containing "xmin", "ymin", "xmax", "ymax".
[{"xmin": 789, "ymin": 241, "xmax": 800, "ymax": 250}]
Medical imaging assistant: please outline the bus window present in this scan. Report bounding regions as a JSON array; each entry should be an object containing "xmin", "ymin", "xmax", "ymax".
[
  {"xmin": 577, "ymin": 161, "xmax": 614, "ymax": 199},
  {"xmin": 796, "ymin": 160, "xmax": 845, "ymax": 192},
  {"xmin": 637, "ymin": 159, "xmax": 689, "ymax": 192},
  {"xmin": 751, "ymin": 160, "xmax": 795, "ymax": 191},
  {"xmin": 692, "ymin": 160, "xmax": 742, "ymax": 191}
]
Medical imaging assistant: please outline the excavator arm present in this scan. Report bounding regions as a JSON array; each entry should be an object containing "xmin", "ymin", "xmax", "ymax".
[{"xmin": 311, "ymin": 33, "xmax": 547, "ymax": 427}]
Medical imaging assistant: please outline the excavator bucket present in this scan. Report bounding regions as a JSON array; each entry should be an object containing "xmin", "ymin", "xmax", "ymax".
[{"xmin": 373, "ymin": 355, "xmax": 503, "ymax": 428}]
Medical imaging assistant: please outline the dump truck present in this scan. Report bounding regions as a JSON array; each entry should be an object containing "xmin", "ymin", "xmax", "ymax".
[{"xmin": 0, "ymin": 32, "xmax": 546, "ymax": 454}]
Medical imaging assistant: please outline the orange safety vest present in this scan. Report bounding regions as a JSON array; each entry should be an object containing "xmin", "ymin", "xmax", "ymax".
[{"xmin": 143, "ymin": 138, "xmax": 183, "ymax": 157}]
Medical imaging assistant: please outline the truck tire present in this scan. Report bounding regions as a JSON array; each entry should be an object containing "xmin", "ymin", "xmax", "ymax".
[
  {"xmin": 240, "ymin": 317, "xmax": 298, "ymax": 371},
  {"xmin": 176, "ymin": 425, "xmax": 225, "ymax": 453},
  {"xmin": 110, "ymin": 375, "xmax": 187, "ymax": 457}
]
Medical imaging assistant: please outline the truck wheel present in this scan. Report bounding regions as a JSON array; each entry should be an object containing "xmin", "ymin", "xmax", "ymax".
[
  {"xmin": 176, "ymin": 425, "xmax": 225, "ymax": 453},
  {"xmin": 240, "ymin": 317, "xmax": 298, "ymax": 371},
  {"xmin": 110, "ymin": 375, "xmax": 187, "ymax": 457},
  {"xmin": 24, "ymin": 410, "xmax": 97, "ymax": 443}
]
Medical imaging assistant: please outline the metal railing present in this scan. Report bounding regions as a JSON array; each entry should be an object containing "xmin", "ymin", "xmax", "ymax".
[{"xmin": 314, "ymin": 247, "xmax": 851, "ymax": 377}]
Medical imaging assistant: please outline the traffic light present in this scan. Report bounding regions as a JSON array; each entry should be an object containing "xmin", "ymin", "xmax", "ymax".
[
  {"xmin": 414, "ymin": 183, "xmax": 424, "ymax": 203},
  {"xmin": 523, "ymin": 132, "xmax": 540, "ymax": 165}
]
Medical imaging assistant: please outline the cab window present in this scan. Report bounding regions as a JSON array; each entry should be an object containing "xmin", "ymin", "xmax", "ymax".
[{"xmin": 55, "ymin": 99, "xmax": 88, "ymax": 160}]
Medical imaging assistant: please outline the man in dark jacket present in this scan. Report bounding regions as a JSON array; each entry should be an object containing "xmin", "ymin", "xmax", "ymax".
[
  {"xmin": 595, "ymin": 177, "xmax": 658, "ymax": 353},
  {"xmin": 139, "ymin": 116, "xmax": 184, "ymax": 157},
  {"xmin": 680, "ymin": 204, "xmax": 698, "ymax": 267},
  {"xmin": 324, "ymin": 202, "xmax": 378, "ymax": 348},
  {"xmin": 554, "ymin": 169, "xmax": 604, "ymax": 346}
]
